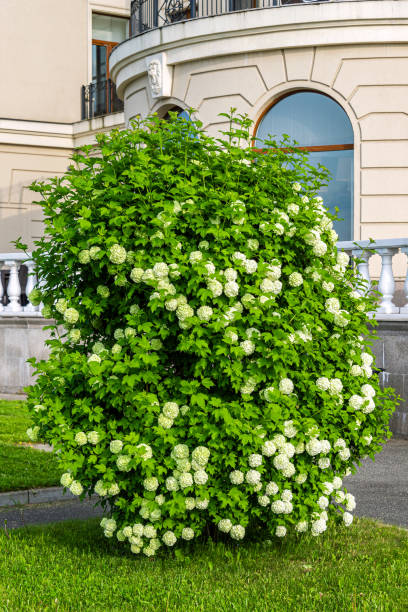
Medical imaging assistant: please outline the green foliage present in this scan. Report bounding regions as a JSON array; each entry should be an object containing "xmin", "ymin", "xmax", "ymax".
[{"xmin": 20, "ymin": 111, "xmax": 396, "ymax": 555}]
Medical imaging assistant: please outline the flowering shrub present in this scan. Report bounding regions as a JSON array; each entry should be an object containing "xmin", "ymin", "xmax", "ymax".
[{"xmin": 22, "ymin": 112, "xmax": 396, "ymax": 556}]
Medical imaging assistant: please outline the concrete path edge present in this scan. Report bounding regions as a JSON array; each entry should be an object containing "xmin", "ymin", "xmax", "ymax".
[{"xmin": 0, "ymin": 486, "xmax": 75, "ymax": 508}]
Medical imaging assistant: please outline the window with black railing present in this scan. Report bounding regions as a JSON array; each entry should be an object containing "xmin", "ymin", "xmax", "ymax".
[{"xmin": 81, "ymin": 13, "xmax": 129, "ymax": 120}]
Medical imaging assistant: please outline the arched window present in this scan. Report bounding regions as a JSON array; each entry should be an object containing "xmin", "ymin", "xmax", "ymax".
[
  {"xmin": 163, "ymin": 107, "xmax": 190, "ymax": 121},
  {"xmin": 255, "ymin": 91, "xmax": 354, "ymax": 241}
]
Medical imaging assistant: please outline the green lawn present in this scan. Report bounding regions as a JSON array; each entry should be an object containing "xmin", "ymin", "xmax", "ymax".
[
  {"xmin": 0, "ymin": 400, "xmax": 60, "ymax": 492},
  {"xmin": 0, "ymin": 517, "xmax": 407, "ymax": 611}
]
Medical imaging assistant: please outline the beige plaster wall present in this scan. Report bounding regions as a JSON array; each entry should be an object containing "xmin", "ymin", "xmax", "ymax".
[{"xmin": 0, "ymin": 0, "xmax": 88, "ymax": 123}]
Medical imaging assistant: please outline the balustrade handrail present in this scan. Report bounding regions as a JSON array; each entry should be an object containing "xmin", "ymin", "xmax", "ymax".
[
  {"xmin": 0, "ymin": 240, "xmax": 408, "ymax": 318},
  {"xmin": 129, "ymin": 0, "xmax": 373, "ymax": 37}
]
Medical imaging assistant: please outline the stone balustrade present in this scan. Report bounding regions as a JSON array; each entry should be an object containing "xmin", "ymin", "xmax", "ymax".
[
  {"xmin": 337, "ymin": 239, "xmax": 408, "ymax": 318},
  {"xmin": 1, "ymin": 241, "xmax": 408, "ymax": 318},
  {"xmin": 0, "ymin": 253, "xmax": 42, "ymax": 316}
]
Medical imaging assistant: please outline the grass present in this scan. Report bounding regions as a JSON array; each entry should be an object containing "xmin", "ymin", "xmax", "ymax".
[
  {"xmin": 0, "ymin": 400, "xmax": 60, "ymax": 492},
  {"xmin": 0, "ymin": 517, "xmax": 407, "ymax": 611}
]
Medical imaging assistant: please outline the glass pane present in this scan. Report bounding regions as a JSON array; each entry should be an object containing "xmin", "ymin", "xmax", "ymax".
[
  {"xmin": 256, "ymin": 92, "xmax": 353, "ymax": 147},
  {"xmin": 309, "ymin": 149, "xmax": 354, "ymax": 241},
  {"xmin": 92, "ymin": 14, "xmax": 129, "ymax": 43},
  {"xmin": 92, "ymin": 44, "xmax": 107, "ymax": 82}
]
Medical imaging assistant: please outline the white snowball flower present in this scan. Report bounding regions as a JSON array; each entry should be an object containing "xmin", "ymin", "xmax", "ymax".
[
  {"xmin": 181, "ymin": 528, "xmax": 195, "ymax": 540},
  {"xmin": 240, "ymin": 377, "xmax": 257, "ymax": 395},
  {"xmin": 279, "ymin": 378, "xmax": 294, "ymax": 395},
  {"xmin": 281, "ymin": 463, "xmax": 296, "ymax": 478},
  {"xmin": 143, "ymin": 477, "xmax": 159, "ymax": 492},
  {"xmin": 337, "ymin": 251, "xmax": 350, "ymax": 267},
  {"xmin": 283, "ymin": 420, "xmax": 297, "ymax": 438},
  {"xmin": 196, "ymin": 498, "xmax": 209, "ymax": 510},
  {"xmin": 313, "ymin": 241, "xmax": 327, "ymax": 257},
  {"xmin": 136, "ymin": 443, "xmax": 152, "ymax": 460},
  {"xmin": 334, "ymin": 490, "xmax": 346, "ymax": 504},
  {"xmin": 248, "ymin": 454, "xmax": 262, "ymax": 468},
  {"xmin": 60, "ymin": 473, "xmax": 73, "ymax": 487},
  {"xmin": 265, "ymin": 481, "xmax": 279, "ymax": 496},
  {"xmin": 349, "ymin": 395, "xmax": 364, "ymax": 411},
  {"xmin": 225, "ymin": 329, "xmax": 238, "ymax": 343},
  {"xmin": 361, "ymin": 384, "xmax": 375, "ymax": 398},
  {"xmin": 338, "ymin": 447, "xmax": 351, "ymax": 461},
  {"xmin": 179, "ymin": 472, "xmax": 194, "ymax": 489},
  {"xmin": 326, "ymin": 298, "xmax": 340, "ymax": 313},
  {"xmin": 204, "ymin": 262, "xmax": 216, "ymax": 276},
  {"xmin": 318, "ymin": 458, "xmax": 331, "ymax": 469},
  {"xmin": 75, "ymin": 431, "xmax": 87, "ymax": 446},
  {"xmin": 262, "ymin": 441, "xmax": 277, "ymax": 457},
  {"xmin": 271, "ymin": 500, "xmax": 286, "ymax": 514},
  {"xmin": 316, "ymin": 377, "xmax": 330, "ymax": 391},
  {"xmin": 288, "ymin": 203, "xmax": 299, "ymax": 215},
  {"xmin": 162, "ymin": 531, "xmax": 177, "ymax": 546},
  {"xmin": 311, "ymin": 519, "xmax": 327, "ymax": 536},
  {"xmin": 320, "ymin": 440, "xmax": 331, "ymax": 454},
  {"xmin": 350, "ymin": 365, "xmax": 363, "ymax": 377},
  {"xmin": 246, "ymin": 470, "xmax": 261, "ymax": 485},
  {"xmin": 69, "ymin": 481, "xmax": 83, "ymax": 496},
  {"xmin": 295, "ymin": 521, "xmax": 308, "ymax": 533},
  {"xmin": 266, "ymin": 264, "xmax": 281, "ymax": 280},
  {"xmin": 224, "ymin": 268, "xmax": 238, "ymax": 282},
  {"xmin": 87, "ymin": 431, "xmax": 100, "ymax": 445},
  {"xmin": 273, "ymin": 454, "xmax": 290, "ymax": 470},
  {"xmin": 363, "ymin": 434, "xmax": 373, "ymax": 445},
  {"xmin": 208, "ymin": 279, "xmax": 223, "ymax": 297},
  {"xmin": 240, "ymin": 340, "xmax": 255, "ymax": 355},
  {"xmin": 322, "ymin": 482, "xmax": 334, "ymax": 495},
  {"xmin": 334, "ymin": 438, "xmax": 346, "ymax": 450},
  {"xmin": 292, "ymin": 182, "xmax": 302, "ymax": 192},
  {"xmin": 218, "ymin": 519, "xmax": 232, "ymax": 533},
  {"xmin": 230, "ymin": 470, "xmax": 244, "ymax": 485},
  {"xmin": 173, "ymin": 444, "xmax": 189, "ymax": 459},
  {"xmin": 224, "ymin": 281, "xmax": 239, "ymax": 298},
  {"xmin": 272, "ymin": 434, "xmax": 286, "ymax": 449},
  {"xmin": 78, "ymin": 249, "xmax": 90, "ymax": 264},
  {"xmin": 197, "ymin": 305, "xmax": 213, "ymax": 322},
  {"xmin": 185, "ymin": 497, "xmax": 196, "ymax": 510},
  {"xmin": 163, "ymin": 402, "xmax": 179, "ymax": 419},
  {"xmin": 276, "ymin": 526, "xmax": 287, "ymax": 538},
  {"xmin": 109, "ymin": 244, "xmax": 127, "ymax": 264},
  {"xmin": 343, "ymin": 512, "xmax": 353, "ymax": 527},
  {"xmin": 232, "ymin": 251, "xmax": 246, "ymax": 263},
  {"xmin": 334, "ymin": 311, "xmax": 349, "ymax": 328},
  {"xmin": 329, "ymin": 378, "xmax": 343, "ymax": 396},
  {"xmin": 166, "ymin": 476, "xmax": 179, "ymax": 491},
  {"xmin": 244, "ymin": 259, "xmax": 258, "ymax": 274},
  {"xmin": 332, "ymin": 476, "xmax": 342, "ymax": 490},
  {"xmin": 282, "ymin": 443, "xmax": 295, "ymax": 458},
  {"xmin": 288, "ymin": 272, "xmax": 303, "ymax": 287},
  {"xmin": 64, "ymin": 308, "xmax": 79, "ymax": 325},
  {"xmin": 130, "ymin": 267, "xmax": 144, "ymax": 283},
  {"xmin": 258, "ymin": 495, "xmax": 270, "ymax": 507},
  {"xmin": 116, "ymin": 455, "xmax": 131, "ymax": 471},
  {"xmin": 189, "ymin": 251, "xmax": 203, "ymax": 264},
  {"xmin": 322, "ymin": 281, "xmax": 334, "ymax": 292},
  {"xmin": 194, "ymin": 470, "xmax": 208, "ymax": 486},
  {"xmin": 281, "ymin": 489, "xmax": 293, "ymax": 502},
  {"xmin": 318, "ymin": 496, "xmax": 329, "ymax": 510},
  {"xmin": 176, "ymin": 304, "xmax": 194, "ymax": 321},
  {"xmin": 247, "ymin": 239, "xmax": 259, "ymax": 251},
  {"xmin": 155, "ymin": 494, "xmax": 165, "ymax": 506},
  {"xmin": 305, "ymin": 439, "xmax": 322, "ymax": 456},
  {"xmin": 295, "ymin": 473, "xmax": 307, "ymax": 484},
  {"xmin": 345, "ymin": 493, "xmax": 356, "ymax": 511},
  {"xmin": 230, "ymin": 525, "xmax": 245, "ymax": 540},
  {"xmin": 192, "ymin": 446, "xmax": 210, "ymax": 466}
]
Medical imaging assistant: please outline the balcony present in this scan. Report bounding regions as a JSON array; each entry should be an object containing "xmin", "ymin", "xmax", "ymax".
[
  {"xmin": 130, "ymin": 0, "xmax": 350, "ymax": 35},
  {"xmin": 81, "ymin": 78, "xmax": 124, "ymax": 121}
]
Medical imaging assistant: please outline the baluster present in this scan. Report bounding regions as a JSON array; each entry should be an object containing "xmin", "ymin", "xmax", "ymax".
[
  {"xmin": 24, "ymin": 261, "xmax": 37, "ymax": 313},
  {"xmin": 4, "ymin": 260, "xmax": 23, "ymax": 313},
  {"xmin": 376, "ymin": 247, "xmax": 399, "ymax": 314},
  {"xmin": 352, "ymin": 248, "xmax": 371, "ymax": 295},
  {"xmin": 0, "ymin": 268, "xmax": 4, "ymax": 313},
  {"xmin": 400, "ymin": 247, "xmax": 408, "ymax": 314}
]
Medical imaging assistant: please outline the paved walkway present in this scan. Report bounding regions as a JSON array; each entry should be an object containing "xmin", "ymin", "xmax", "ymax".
[
  {"xmin": 1, "ymin": 439, "xmax": 406, "ymax": 531},
  {"xmin": 344, "ymin": 438, "xmax": 408, "ymax": 528}
]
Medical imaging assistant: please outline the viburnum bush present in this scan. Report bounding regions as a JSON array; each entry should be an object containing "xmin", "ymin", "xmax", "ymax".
[{"xmin": 22, "ymin": 112, "xmax": 395, "ymax": 555}]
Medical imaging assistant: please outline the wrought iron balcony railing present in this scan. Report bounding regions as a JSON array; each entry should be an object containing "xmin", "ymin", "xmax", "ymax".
[
  {"xmin": 81, "ymin": 78, "xmax": 124, "ymax": 121},
  {"xmin": 130, "ymin": 0, "xmax": 332, "ymax": 36}
]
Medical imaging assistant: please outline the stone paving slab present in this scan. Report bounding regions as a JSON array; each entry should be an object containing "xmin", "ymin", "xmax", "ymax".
[{"xmin": 0, "ymin": 486, "xmax": 75, "ymax": 508}]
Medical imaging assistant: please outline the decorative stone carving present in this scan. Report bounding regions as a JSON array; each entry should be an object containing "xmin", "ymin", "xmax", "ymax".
[{"xmin": 146, "ymin": 53, "xmax": 172, "ymax": 99}]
